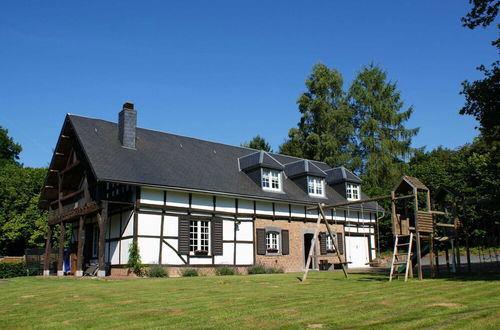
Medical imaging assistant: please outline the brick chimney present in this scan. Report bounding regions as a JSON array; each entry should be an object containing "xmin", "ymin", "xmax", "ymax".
[{"xmin": 118, "ymin": 102, "xmax": 137, "ymax": 149}]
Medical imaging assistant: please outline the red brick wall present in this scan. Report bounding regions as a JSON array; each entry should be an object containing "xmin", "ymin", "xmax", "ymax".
[{"xmin": 255, "ymin": 218, "xmax": 345, "ymax": 273}]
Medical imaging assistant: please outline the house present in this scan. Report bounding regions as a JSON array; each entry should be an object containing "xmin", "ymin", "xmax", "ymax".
[{"xmin": 39, "ymin": 102, "xmax": 379, "ymax": 277}]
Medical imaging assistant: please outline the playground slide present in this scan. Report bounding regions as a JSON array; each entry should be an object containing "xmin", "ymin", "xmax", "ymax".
[{"xmin": 397, "ymin": 242, "xmax": 430, "ymax": 274}]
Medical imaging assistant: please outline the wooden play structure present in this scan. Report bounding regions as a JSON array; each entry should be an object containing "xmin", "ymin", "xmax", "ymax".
[{"xmin": 301, "ymin": 176, "xmax": 460, "ymax": 282}]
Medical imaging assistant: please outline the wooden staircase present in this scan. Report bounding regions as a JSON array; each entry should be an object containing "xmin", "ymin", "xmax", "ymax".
[{"xmin": 389, "ymin": 232, "xmax": 413, "ymax": 282}]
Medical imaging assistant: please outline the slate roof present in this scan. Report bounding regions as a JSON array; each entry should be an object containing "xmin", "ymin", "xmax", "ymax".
[
  {"xmin": 57, "ymin": 114, "xmax": 378, "ymax": 210},
  {"xmin": 325, "ymin": 167, "xmax": 362, "ymax": 185},
  {"xmin": 284, "ymin": 160, "xmax": 327, "ymax": 179}
]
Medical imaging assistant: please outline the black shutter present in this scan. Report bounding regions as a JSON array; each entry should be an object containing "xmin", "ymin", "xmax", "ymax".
[
  {"xmin": 256, "ymin": 229, "xmax": 266, "ymax": 255},
  {"xmin": 319, "ymin": 232, "xmax": 327, "ymax": 255},
  {"xmin": 178, "ymin": 217, "xmax": 190, "ymax": 255},
  {"xmin": 281, "ymin": 230, "xmax": 289, "ymax": 255},
  {"xmin": 211, "ymin": 217, "xmax": 223, "ymax": 256},
  {"xmin": 337, "ymin": 232, "xmax": 344, "ymax": 255}
]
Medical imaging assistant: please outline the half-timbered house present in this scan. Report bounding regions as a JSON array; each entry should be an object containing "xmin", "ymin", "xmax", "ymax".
[{"xmin": 40, "ymin": 102, "xmax": 379, "ymax": 277}]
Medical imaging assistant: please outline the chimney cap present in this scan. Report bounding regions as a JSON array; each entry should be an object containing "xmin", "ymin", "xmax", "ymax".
[{"xmin": 123, "ymin": 101, "xmax": 134, "ymax": 110}]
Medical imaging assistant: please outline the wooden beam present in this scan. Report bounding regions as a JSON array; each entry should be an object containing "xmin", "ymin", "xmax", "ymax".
[
  {"xmin": 55, "ymin": 152, "xmax": 65, "ymax": 156},
  {"xmin": 61, "ymin": 135, "xmax": 70, "ymax": 139},
  {"xmin": 306, "ymin": 194, "xmax": 413, "ymax": 211},
  {"xmin": 414, "ymin": 187, "xmax": 423, "ymax": 280},
  {"xmin": 43, "ymin": 225, "xmax": 53, "ymax": 276},
  {"xmin": 97, "ymin": 201, "xmax": 108, "ymax": 277},
  {"xmin": 57, "ymin": 222, "xmax": 65, "ymax": 276},
  {"xmin": 318, "ymin": 206, "xmax": 348, "ymax": 278},
  {"xmin": 76, "ymin": 216, "xmax": 85, "ymax": 276}
]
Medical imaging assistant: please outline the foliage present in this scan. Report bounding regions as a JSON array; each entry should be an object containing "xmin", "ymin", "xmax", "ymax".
[
  {"xmin": 280, "ymin": 63, "xmax": 355, "ymax": 167},
  {"xmin": 247, "ymin": 264, "xmax": 266, "ymax": 274},
  {"xmin": 215, "ymin": 266, "xmax": 236, "ymax": 276},
  {"xmin": 0, "ymin": 162, "xmax": 47, "ymax": 255},
  {"xmin": 461, "ymin": 0, "xmax": 499, "ymax": 29},
  {"xmin": 127, "ymin": 241, "xmax": 143, "ymax": 276},
  {"xmin": 0, "ymin": 126, "xmax": 22, "ymax": 164},
  {"xmin": 348, "ymin": 63, "xmax": 419, "ymax": 193},
  {"xmin": 266, "ymin": 267, "xmax": 284, "ymax": 274},
  {"xmin": 147, "ymin": 264, "xmax": 168, "ymax": 278},
  {"xmin": 0, "ymin": 261, "xmax": 28, "ymax": 278},
  {"xmin": 241, "ymin": 135, "xmax": 272, "ymax": 152},
  {"xmin": 181, "ymin": 268, "xmax": 198, "ymax": 277}
]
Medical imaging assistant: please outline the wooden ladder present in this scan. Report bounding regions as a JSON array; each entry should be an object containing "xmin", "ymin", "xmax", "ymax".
[{"xmin": 389, "ymin": 232, "xmax": 413, "ymax": 282}]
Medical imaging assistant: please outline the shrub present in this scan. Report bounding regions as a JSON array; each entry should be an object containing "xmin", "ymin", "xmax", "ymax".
[
  {"xmin": 247, "ymin": 264, "xmax": 266, "ymax": 275},
  {"xmin": 0, "ymin": 262, "xmax": 27, "ymax": 278},
  {"xmin": 216, "ymin": 266, "xmax": 236, "ymax": 276},
  {"xmin": 266, "ymin": 267, "xmax": 284, "ymax": 274},
  {"xmin": 127, "ymin": 241, "xmax": 144, "ymax": 276},
  {"xmin": 147, "ymin": 264, "xmax": 168, "ymax": 278},
  {"xmin": 181, "ymin": 268, "xmax": 198, "ymax": 277}
]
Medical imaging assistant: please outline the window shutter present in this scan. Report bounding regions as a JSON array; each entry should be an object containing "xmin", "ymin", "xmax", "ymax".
[
  {"xmin": 337, "ymin": 232, "xmax": 344, "ymax": 255},
  {"xmin": 178, "ymin": 217, "xmax": 190, "ymax": 255},
  {"xmin": 211, "ymin": 217, "xmax": 223, "ymax": 256},
  {"xmin": 281, "ymin": 230, "xmax": 289, "ymax": 255},
  {"xmin": 319, "ymin": 232, "xmax": 327, "ymax": 255},
  {"xmin": 256, "ymin": 229, "xmax": 266, "ymax": 255}
]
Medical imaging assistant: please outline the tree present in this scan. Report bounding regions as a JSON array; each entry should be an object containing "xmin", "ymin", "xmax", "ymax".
[
  {"xmin": 461, "ymin": 0, "xmax": 499, "ymax": 29},
  {"xmin": 348, "ymin": 64, "xmax": 419, "ymax": 193},
  {"xmin": 279, "ymin": 63, "xmax": 355, "ymax": 167},
  {"xmin": 0, "ymin": 126, "xmax": 22, "ymax": 164},
  {"xmin": 241, "ymin": 135, "xmax": 272, "ymax": 152}
]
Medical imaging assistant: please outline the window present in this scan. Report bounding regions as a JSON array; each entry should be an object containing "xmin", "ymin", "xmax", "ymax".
[
  {"xmin": 189, "ymin": 220, "xmax": 210, "ymax": 255},
  {"xmin": 262, "ymin": 169, "xmax": 281, "ymax": 191},
  {"xmin": 266, "ymin": 231, "xmax": 280, "ymax": 253},
  {"xmin": 346, "ymin": 183, "xmax": 360, "ymax": 200},
  {"xmin": 307, "ymin": 177, "xmax": 325, "ymax": 196},
  {"xmin": 326, "ymin": 235, "xmax": 335, "ymax": 253}
]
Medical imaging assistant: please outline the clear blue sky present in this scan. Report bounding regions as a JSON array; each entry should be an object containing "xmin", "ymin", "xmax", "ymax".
[{"xmin": 1, "ymin": 1, "xmax": 497, "ymax": 168}]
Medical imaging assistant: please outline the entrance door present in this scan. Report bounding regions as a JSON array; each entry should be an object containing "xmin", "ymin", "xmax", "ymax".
[
  {"xmin": 304, "ymin": 233, "xmax": 314, "ymax": 269},
  {"xmin": 346, "ymin": 236, "xmax": 369, "ymax": 268}
]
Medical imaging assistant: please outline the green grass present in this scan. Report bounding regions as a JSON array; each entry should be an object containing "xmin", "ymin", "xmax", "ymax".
[{"xmin": 1, "ymin": 272, "xmax": 499, "ymax": 329}]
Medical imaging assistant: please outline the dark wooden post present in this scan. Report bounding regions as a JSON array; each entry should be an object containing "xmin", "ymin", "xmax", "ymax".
[
  {"xmin": 43, "ymin": 225, "xmax": 53, "ymax": 276},
  {"xmin": 445, "ymin": 247, "xmax": 450, "ymax": 272},
  {"xmin": 57, "ymin": 222, "xmax": 66, "ymax": 276},
  {"xmin": 76, "ymin": 216, "xmax": 85, "ymax": 276},
  {"xmin": 97, "ymin": 201, "xmax": 108, "ymax": 277},
  {"xmin": 430, "ymin": 233, "xmax": 435, "ymax": 278}
]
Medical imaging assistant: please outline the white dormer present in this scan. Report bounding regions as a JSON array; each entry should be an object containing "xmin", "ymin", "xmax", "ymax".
[
  {"xmin": 307, "ymin": 176, "xmax": 325, "ymax": 197},
  {"xmin": 261, "ymin": 168, "xmax": 282, "ymax": 192},
  {"xmin": 346, "ymin": 183, "xmax": 360, "ymax": 200}
]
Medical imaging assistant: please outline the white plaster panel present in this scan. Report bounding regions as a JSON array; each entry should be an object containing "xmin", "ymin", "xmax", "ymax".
[
  {"xmin": 334, "ymin": 209, "xmax": 344, "ymax": 221},
  {"xmin": 223, "ymin": 220, "xmax": 234, "ymax": 241},
  {"xmin": 120, "ymin": 238, "xmax": 132, "ymax": 264},
  {"xmin": 275, "ymin": 203, "xmax": 289, "ymax": 217},
  {"xmin": 191, "ymin": 194, "xmax": 213, "ymax": 211},
  {"xmin": 236, "ymin": 221, "xmax": 253, "ymax": 242},
  {"xmin": 371, "ymin": 235, "xmax": 376, "ymax": 259},
  {"xmin": 166, "ymin": 191, "xmax": 189, "ymax": 208},
  {"xmin": 161, "ymin": 239, "xmax": 185, "ymax": 265},
  {"xmin": 256, "ymin": 201, "xmax": 273, "ymax": 215},
  {"xmin": 163, "ymin": 215, "xmax": 179, "ymax": 237},
  {"xmin": 122, "ymin": 211, "xmax": 134, "ymax": 237},
  {"xmin": 190, "ymin": 212, "xmax": 212, "ymax": 217},
  {"xmin": 138, "ymin": 213, "xmax": 162, "ymax": 236},
  {"xmin": 291, "ymin": 204, "xmax": 304, "ymax": 218},
  {"xmin": 109, "ymin": 214, "xmax": 121, "ymax": 239},
  {"xmin": 109, "ymin": 241, "xmax": 119, "ymax": 265},
  {"xmin": 138, "ymin": 237, "xmax": 160, "ymax": 264},
  {"xmin": 140, "ymin": 187, "xmax": 164, "ymax": 205},
  {"xmin": 306, "ymin": 208, "xmax": 318, "ymax": 219},
  {"xmin": 189, "ymin": 257, "xmax": 213, "ymax": 265},
  {"xmin": 238, "ymin": 199, "xmax": 254, "ymax": 214},
  {"xmin": 236, "ymin": 243, "xmax": 254, "ymax": 265},
  {"xmin": 216, "ymin": 196, "xmax": 235, "ymax": 213},
  {"xmin": 214, "ymin": 243, "xmax": 234, "ymax": 265}
]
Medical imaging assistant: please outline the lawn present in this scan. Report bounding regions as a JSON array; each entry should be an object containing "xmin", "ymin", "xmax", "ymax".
[{"xmin": 0, "ymin": 272, "xmax": 499, "ymax": 329}]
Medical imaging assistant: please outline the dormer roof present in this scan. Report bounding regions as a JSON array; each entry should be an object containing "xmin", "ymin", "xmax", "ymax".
[
  {"xmin": 238, "ymin": 150, "xmax": 284, "ymax": 172},
  {"xmin": 284, "ymin": 159, "xmax": 327, "ymax": 179},
  {"xmin": 325, "ymin": 167, "xmax": 362, "ymax": 185}
]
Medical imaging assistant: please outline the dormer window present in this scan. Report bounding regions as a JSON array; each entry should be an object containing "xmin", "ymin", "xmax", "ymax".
[
  {"xmin": 262, "ymin": 169, "xmax": 281, "ymax": 191},
  {"xmin": 346, "ymin": 183, "xmax": 360, "ymax": 200},
  {"xmin": 307, "ymin": 176, "xmax": 325, "ymax": 197}
]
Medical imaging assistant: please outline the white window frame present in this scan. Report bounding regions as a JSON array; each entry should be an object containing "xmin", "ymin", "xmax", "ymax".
[
  {"xmin": 326, "ymin": 235, "xmax": 335, "ymax": 253},
  {"xmin": 189, "ymin": 220, "xmax": 210, "ymax": 255},
  {"xmin": 261, "ymin": 169, "xmax": 282, "ymax": 192},
  {"xmin": 346, "ymin": 183, "xmax": 360, "ymax": 200},
  {"xmin": 307, "ymin": 176, "xmax": 325, "ymax": 197},
  {"xmin": 265, "ymin": 231, "xmax": 280, "ymax": 254}
]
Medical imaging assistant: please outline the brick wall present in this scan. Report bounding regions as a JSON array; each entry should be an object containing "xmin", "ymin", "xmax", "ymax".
[{"xmin": 255, "ymin": 218, "xmax": 345, "ymax": 273}]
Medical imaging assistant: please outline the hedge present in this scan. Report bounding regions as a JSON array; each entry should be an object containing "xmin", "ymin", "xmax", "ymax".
[{"xmin": 0, "ymin": 261, "xmax": 30, "ymax": 278}]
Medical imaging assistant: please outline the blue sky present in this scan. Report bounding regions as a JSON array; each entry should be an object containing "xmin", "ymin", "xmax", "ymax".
[{"xmin": 1, "ymin": 1, "xmax": 498, "ymax": 168}]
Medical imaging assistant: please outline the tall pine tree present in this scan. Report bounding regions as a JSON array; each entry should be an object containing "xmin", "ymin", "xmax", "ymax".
[
  {"xmin": 348, "ymin": 64, "xmax": 419, "ymax": 193},
  {"xmin": 279, "ymin": 63, "xmax": 355, "ymax": 167}
]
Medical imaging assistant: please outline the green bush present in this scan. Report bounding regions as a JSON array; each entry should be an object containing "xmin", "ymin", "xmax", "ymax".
[
  {"xmin": 127, "ymin": 241, "xmax": 144, "ymax": 276},
  {"xmin": 147, "ymin": 265, "xmax": 168, "ymax": 278},
  {"xmin": 0, "ymin": 262, "xmax": 27, "ymax": 278},
  {"xmin": 215, "ymin": 266, "xmax": 236, "ymax": 276},
  {"xmin": 247, "ymin": 264, "xmax": 266, "ymax": 275},
  {"xmin": 181, "ymin": 268, "xmax": 198, "ymax": 277},
  {"xmin": 266, "ymin": 267, "xmax": 284, "ymax": 274}
]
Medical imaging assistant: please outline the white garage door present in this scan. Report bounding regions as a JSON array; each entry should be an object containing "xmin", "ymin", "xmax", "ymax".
[{"xmin": 346, "ymin": 236, "xmax": 369, "ymax": 268}]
